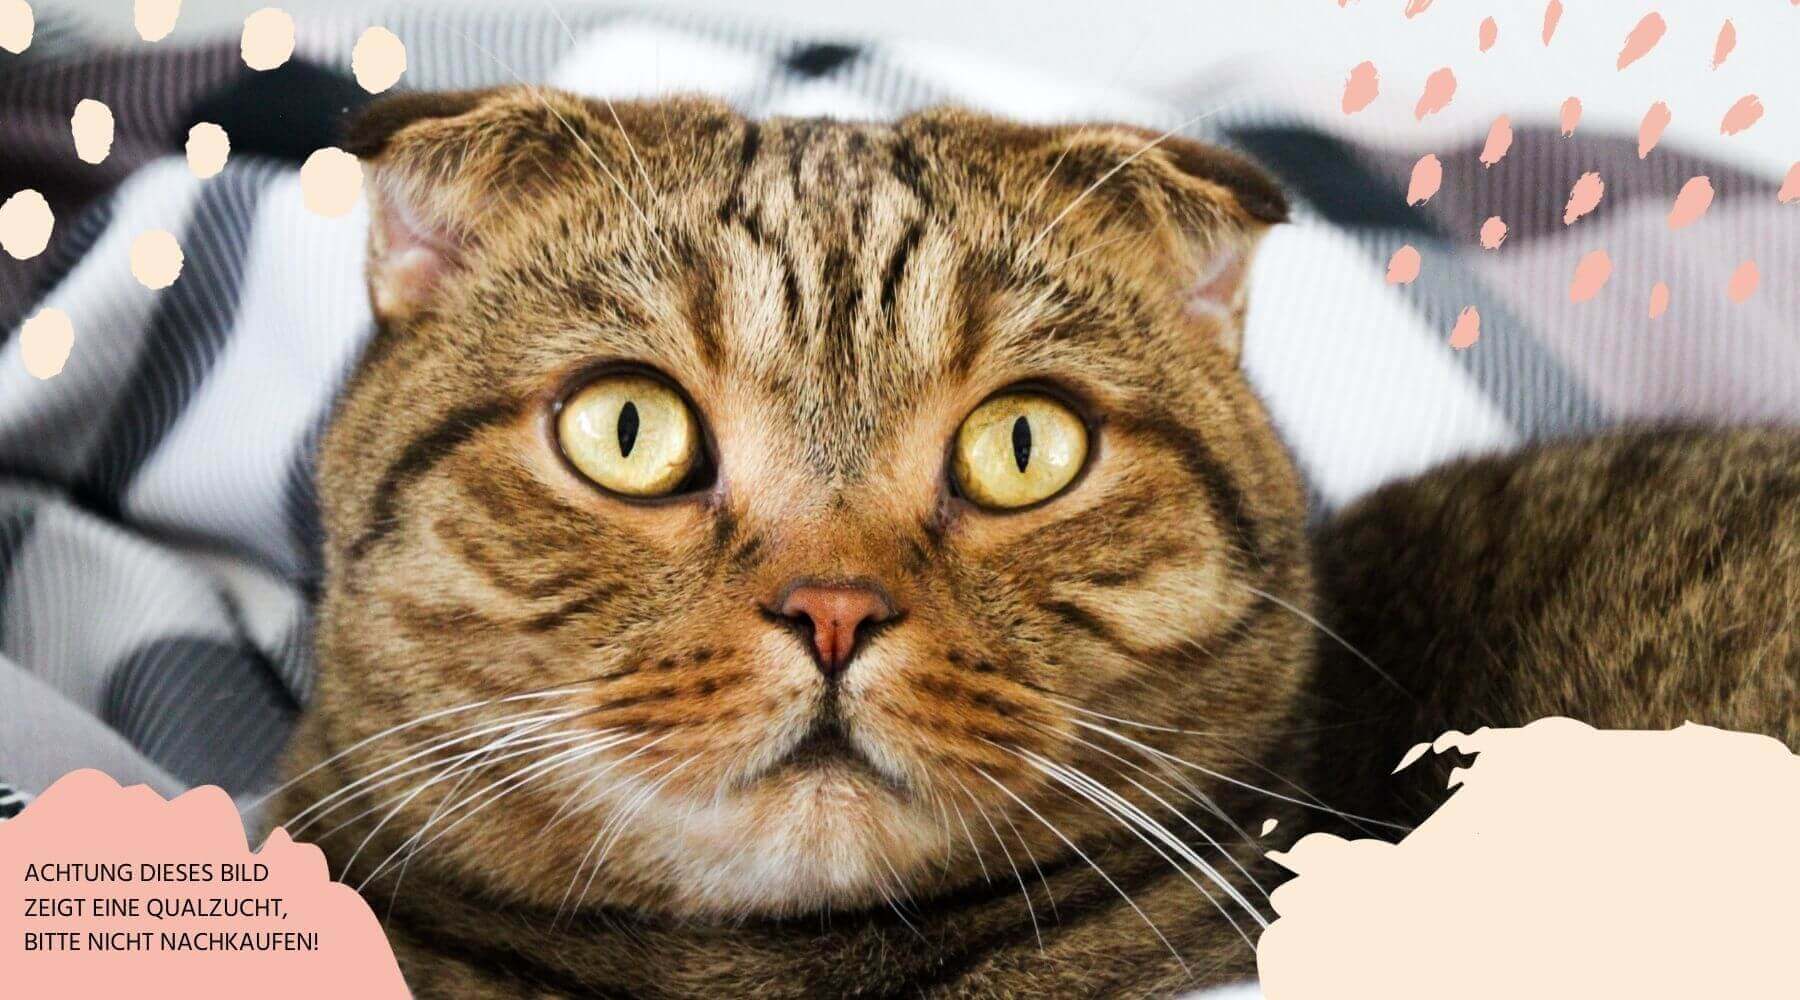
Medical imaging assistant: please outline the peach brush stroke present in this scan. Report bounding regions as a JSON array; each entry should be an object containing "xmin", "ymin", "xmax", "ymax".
[
  {"xmin": 1478, "ymin": 17, "xmax": 1497, "ymax": 52},
  {"xmin": 1616, "ymin": 12, "xmax": 1666, "ymax": 70},
  {"xmin": 1559, "ymin": 97, "xmax": 1582, "ymax": 136},
  {"xmin": 1406, "ymin": 155, "xmax": 1442, "ymax": 205},
  {"xmin": 1448, "ymin": 306, "xmax": 1481, "ymax": 349},
  {"xmin": 1667, "ymin": 176, "xmax": 1714, "ymax": 229},
  {"xmin": 1720, "ymin": 95, "xmax": 1763, "ymax": 135},
  {"xmin": 1479, "ymin": 115, "xmax": 1512, "ymax": 166},
  {"xmin": 1712, "ymin": 20, "xmax": 1736, "ymax": 69},
  {"xmin": 1727, "ymin": 260, "xmax": 1759, "ymax": 303},
  {"xmin": 1781, "ymin": 163, "xmax": 1800, "ymax": 203},
  {"xmin": 1385, "ymin": 245, "xmax": 1421, "ymax": 284},
  {"xmin": 1637, "ymin": 102, "xmax": 1671, "ymax": 158},
  {"xmin": 1569, "ymin": 249, "xmax": 1612, "ymax": 302},
  {"xmin": 0, "ymin": 0, "xmax": 30, "ymax": 53},
  {"xmin": 1404, "ymin": 0, "xmax": 1434, "ymax": 18},
  {"xmin": 1479, "ymin": 216, "xmax": 1507, "ymax": 249},
  {"xmin": 1257, "ymin": 719, "xmax": 1800, "ymax": 999},
  {"xmin": 1414, "ymin": 68, "xmax": 1456, "ymax": 120},
  {"xmin": 1563, "ymin": 172, "xmax": 1604, "ymax": 224},
  {"xmin": 1541, "ymin": 0, "xmax": 1563, "ymax": 45},
  {"xmin": 1648, "ymin": 281, "xmax": 1670, "ymax": 319},
  {"xmin": 1341, "ymin": 61, "xmax": 1379, "ymax": 114}
]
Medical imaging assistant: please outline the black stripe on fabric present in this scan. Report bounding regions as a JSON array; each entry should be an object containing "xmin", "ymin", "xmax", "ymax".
[
  {"xmin": 783, "ymin": 42, "xmax": 860, "ymax": 78},
  {"xmin": 179, "ymin": 60, "xmax": 373, "ymax": 165},
  {"xmin": 0, "ymin": 503, "xmax": 37, "ymax": 652},
  {"xmin": 74, "ymin": 169, "xmax": 274, "ymax": 515},
  {"xmin": 1223, "ymin": 124, "xmax": 1607, "ymax": 440},
  {"xmin": 102, "ymin": 636, "xmax": 299, "ymax": 793},
  {"xmin": 0, "ymin": 191, "xmax": 117, "ymax": 338}
]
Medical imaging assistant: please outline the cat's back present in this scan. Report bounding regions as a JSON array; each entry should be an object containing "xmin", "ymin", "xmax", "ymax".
[{"xmin": 1310, "ymin": 428, "xmax": 1800, "ymax": 821}]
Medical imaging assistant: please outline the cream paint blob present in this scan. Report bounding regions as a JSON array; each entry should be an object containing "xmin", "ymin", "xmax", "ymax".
[
  {"xmin": 19, "ymin": 307, "xmax": 74, "ymax": 379},
  {"xmin": 352, "ymin": 26, "xmax": 406, "ymax": 93},
  {"xmin": 1479, "ymin": 115, "xmax": 1512, "ymax": 166},
  {"xmin": 1258, "ymin": 719, "xmax": 1800, "ymax": 999},
  {"xmin": 1261, "ymin": 819, "xmax": 1279, "ymax": 837},
  {"xmin": 0, "ymin": 188, "xmax": 54, "ymax": 260},
  {"xmin": 1406, "ymin": 154, "xmax": 1442, "ymax": 205},
  {"xmin": 1385, "ymin": 245, "xmax": 1421, "ymax": 285},
  {"xmin": 0, "ymin": 0, "xmax": 30, "ymax": 54},
  {"xmin": 129, "ymin": 229, "xmax": 184, "ymax": 289},
  {"xmin": 134, "ymin": 0, "xmax": 180, "ymax": 41},
  {"xmin": 300, "ymin": 147, "xmax": 363, "ymax": 217},
  {"xmin": 186, "ymin": 122, "xmax": 230, "ymax": 178},
  {"xmin": 240, "ymin": 7, "xmax": 294, "ymax": 71},
  {"xmin": 1667, "ymin": 176, "xmax": 1714, "ymax": 230},
  {"xmin": 71, "ymin": 99, "xmax": 115, "ymax": 164},
  {"xmin": 1638, "ymin": 101, "xmax": 1671, "ymax": 158}
]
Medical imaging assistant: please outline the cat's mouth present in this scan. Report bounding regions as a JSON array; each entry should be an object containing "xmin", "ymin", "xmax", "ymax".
[{"xmin": 756, "ymin": 693, "xmax": 907, "ymax": 794}]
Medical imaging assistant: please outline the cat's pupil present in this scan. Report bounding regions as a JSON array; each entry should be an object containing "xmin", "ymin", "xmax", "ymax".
[
  {"xmin": 1011, "ymin": 416, "xmax": 1031, "ymax": 473},
  {"xmin": 618, "ymin": 401, "xmax": 640, "ymax": 458}
]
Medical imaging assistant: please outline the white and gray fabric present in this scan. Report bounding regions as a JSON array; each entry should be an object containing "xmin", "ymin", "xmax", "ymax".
[{"xmin": 1, "ymin": 4, "xmax": 1795, "ymax": 820}]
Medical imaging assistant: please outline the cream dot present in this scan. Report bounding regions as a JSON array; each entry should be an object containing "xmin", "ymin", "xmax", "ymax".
[
  {"xmin": 352, "ymin": 26, "xmax": 406, "ymax": 93},
  {"xmin": 300, "ymin": 147, "xmax": 363, "ymax": 217},
  {"xmin": 130, "ymin": 230, "xmax": 184, "ymax": 289},
  {"xmin": 20, "ymin": 307, "xmax": 74, "ymax": 380},
  {"xmin": 0, "ymin": 189, "xmax": 54, "ymax": 260},
  {"xmin": 134, "ymin": 0, "xmax": 180, "ymax": 41},
  {"xmin": 186, "ymin": 122, "xmax": 231, "ymax": 178},
  {"xmin": 0, "ymin": 0, "xmax": 31, "ymax": 54},
  {"xmin": 71, "ymin": 99, "xmax": 116, "ymax": 165},
  {"xmin": 240, "ymin": 7, "xmax": 294, "ymax": 71}
]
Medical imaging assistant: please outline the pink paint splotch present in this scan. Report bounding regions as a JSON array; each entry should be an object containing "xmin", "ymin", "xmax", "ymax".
[
  {"xmin": 1414, "ymin": 68, "xmax": 1457, "ymax": 120},
  {"xmin": 1480, "ymin": 216, "xmax": 1508, "ymax": 249},
  {"xmin": 1638, "ymin": 102, "xmax": 1672, "ymax": 158},
  {"xmin": 1712, "ymin": 20, "xmax": 1736, "ymax": 69},
  {"xmin": 1542, "ymin": 0, "xmax": 1564, "ymax": 45},
  {"xmin": 1570, "ymin": 249, "xmax": 1613, "ymax": 302},
  {"xmin": 1564, "ymin": 172, "xmax": 1605, "ymax": 224},
  {"xmin": 1781, "ymin": 163, "xmax": 1800, "ymax": 203},
  {"xmin": 1478, "ymin": 17, "xmax": 1498, "ymax": 53},
  {"xmin": 1449, "ymin": 306, "xmax": 1481, "ymax": 350},
  {"xmin": 1667, "ymin": 177, "xmax": 1715, "ymax": 229},
  {"xmin": 1560, "ymin": 97, "xmax": 1582, "ymax": 136},
  {"xmin": 1721, "ymin": 95, "xmax": 1763, "ymax": 135},
  {"xmin": 1386, "ymin": 245, "xmax": 1422, "ymax": 284},
  {"xmin": 1343, "ymin": 61, "xmax": 1380, "ymax": 114},
  {"xmin": 1616, "ymin": 13, "xmax": 1666, "ymax": 70},
  {"xmin": 1481, "ymin": 115, "xmax": 1513, "ymax": 166},
  {"xmin": 1727, "ymin": 260, "xmax": 1759, "ymax": 303},
  {"xmin": 0, "ymin": 770, "xmax": 408, "ymax": 998},
  {"xmin": 1404, "ymin": 0, "xmax": 1435, "ymax": 18},
  {"xmin": 1648, "ymin": 281, "xmax": 1671, "ymax": 319},
  {"xmin": 1407, "ymin": 155, "xmax": 1443, "ymax": 205}
]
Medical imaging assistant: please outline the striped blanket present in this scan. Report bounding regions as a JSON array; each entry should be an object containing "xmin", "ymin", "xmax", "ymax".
[{"xmin": 1, "ymin": 5, "xmax": 1795, "ymax": 828}]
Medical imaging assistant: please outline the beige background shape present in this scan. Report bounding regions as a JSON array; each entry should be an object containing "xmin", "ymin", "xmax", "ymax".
[
  {"xmin": 0, "ymin": 0, "xmax": 30, "ymax": 54},
  {"xmin": 129, "ymin": 230, "xmax": 184, "ymax": 289},
  {"xmin": 185, "ymin": 122, "xmax": 231, "ymax": 178},
  {"xmin": 133, "ymin": 0, "xmax": 179, "ymax": 41},
  {"xmin": 299, "ymin": 147, "xmax": 362, "ymax": 217},
  {"xmin": 238, "ymin": 5, "xmax": 292, "ymax": 70},
  {"xmin": 18, "ymin": 307, "xmax": 74, "ymax": 380},
  {"xmin": 71, "ymin": 98, "xmax": 116, "ymax": 164},
  {"xmin": 352, "ymin": 26, "xmax": 406, "ymax": 93},
  {"xmin": 0, "ymin": 189, "xmax": 54, "ymax": 260},
  {"xmin": 1257, "ymin": 718, "xmax": 1800, "ymax": 999}
]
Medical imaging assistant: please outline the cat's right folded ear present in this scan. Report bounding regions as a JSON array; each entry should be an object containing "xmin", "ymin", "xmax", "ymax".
[{"xmin": 344, "ymin": 87, "xmax": 602, "ymax": 324}]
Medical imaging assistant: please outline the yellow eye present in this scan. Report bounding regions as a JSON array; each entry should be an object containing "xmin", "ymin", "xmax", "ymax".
[
  {"xmin": 953, "ymin": 391, "xmax": 1088, "ymax": 509},
  {"xmin": 557, "ymin": 373, "xmax": 701, "ymax": 497}
]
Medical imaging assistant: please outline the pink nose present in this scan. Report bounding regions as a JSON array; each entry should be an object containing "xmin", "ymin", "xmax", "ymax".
[{"xmin": 778, "ymin": 583, "xmax": 896, "ymax": 676}]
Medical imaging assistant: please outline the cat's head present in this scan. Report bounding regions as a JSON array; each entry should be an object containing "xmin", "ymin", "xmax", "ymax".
[{"xmin": 308, "ymin": 87, "xmax": 1311, "ymax": 918}]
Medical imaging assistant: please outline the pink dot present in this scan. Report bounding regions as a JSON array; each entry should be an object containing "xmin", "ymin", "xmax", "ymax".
[
  {"xmin": 1569, "ymin": 249, "xmax": 1613, "ymax": 303},
  {"xmin": 1342, "ymin": 61, "xmax": 1380, "ymax": 114},
  {"xmin": 1478, "ymin": 17, "xmax": 1498, "ymax": 52},
  {"xmin": 1721, "ymin": 95, "xmax": 1763, "ymax": 135},
  {"xmin": 1414, "ymin": 68, "xmax": 1457, "ymax": 120},
  {"xmin": 1781, "ymin": 163, "xmax": 1800, "ymax": 203},
  {"xmin": 1727, "ymin": 260, "xmax": 1759, "ymax": 303},
  {"xmin": 1449, "ymin": 306, "xmax": 1481, "ymax": 350},
  {"xmin": 1479, "ymin": 216, "xmax": 1508, "ymax": 249},
  {"xmin": 1386, "ymin": 245, "xmax": 1422, "ymax": 284},
  {"xmin": 1480, "ymin": 115, "xmax": 1513, "ymax": 166},
  {"xmin": 1407, "ymin": 154, "xmax": 1443, "ymax": 205},
  {"xmin": 1560, "ymin": 97, "xmax": 1583, "ymax": 136},
  {"xmin": 1648, "ymin": 282, "xmax": 1670, "ymax": 319},
  {"xmin": 1666, "ymin": 177, "xmax": 1714, "ymax": 230},
  {"xmin": 1638, "ymin": 102, "xmax": 1671, "ymax": 158}
]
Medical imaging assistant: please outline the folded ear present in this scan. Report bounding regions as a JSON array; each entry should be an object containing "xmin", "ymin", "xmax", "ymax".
[
  {"xmin": 343, "ymin": 87, "xmax": 619, "ymax": 324},
  {"xmin": 1040, "ymin": 126, "xmax": 1288, "ymax": 364}
]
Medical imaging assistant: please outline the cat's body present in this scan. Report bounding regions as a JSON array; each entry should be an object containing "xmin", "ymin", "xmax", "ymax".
[{"xmin": 274, "ymin": 88, "xmax": 1800, "ymax": 997}]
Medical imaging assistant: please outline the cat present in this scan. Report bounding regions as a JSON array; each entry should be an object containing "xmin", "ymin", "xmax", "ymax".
[{"xmin": 272, "ymin": 86, "xmax": 1800, "ymax": 998}]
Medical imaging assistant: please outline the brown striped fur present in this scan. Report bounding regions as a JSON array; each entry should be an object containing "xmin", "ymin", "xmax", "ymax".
[{"xmin": 276, "ymin": 88, "xmax": 1800, "ymax": 997}]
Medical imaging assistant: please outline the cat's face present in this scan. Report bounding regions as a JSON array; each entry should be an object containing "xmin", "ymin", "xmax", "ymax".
[{"xmin": 308, "ymin": 88, "xmax": 1311, "ymax": 918}]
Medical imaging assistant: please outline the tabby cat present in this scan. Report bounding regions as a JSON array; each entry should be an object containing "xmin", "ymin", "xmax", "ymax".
[{"xmin": 272, "ymin": 87, "xmax": 1800, "ymax": 998}]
